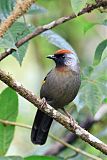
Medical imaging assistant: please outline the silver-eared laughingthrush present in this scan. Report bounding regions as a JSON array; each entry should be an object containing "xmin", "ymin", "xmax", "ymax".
[{"xmin": 31, "ymin": 49, "xmax": 81, "ymax": 145}]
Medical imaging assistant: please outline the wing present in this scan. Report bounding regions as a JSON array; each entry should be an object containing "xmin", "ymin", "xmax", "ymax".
[{"xmin": 40, "ymin": 70, "xmax": 52, "ymax": 99}]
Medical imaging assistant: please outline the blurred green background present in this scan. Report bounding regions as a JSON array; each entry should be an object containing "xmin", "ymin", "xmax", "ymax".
[{"xmin": 0, "ymin": 0, "xmax": 107, "ymax": 159}]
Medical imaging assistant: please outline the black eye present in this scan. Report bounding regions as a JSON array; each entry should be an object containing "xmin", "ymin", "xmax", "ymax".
[
  {"xmin": 62, "ymin": 55, "xmax": 65, "ymax": 58},
  {"xmin": 54, "ymin": 54, "xmax": 65, "ymax": 59}
]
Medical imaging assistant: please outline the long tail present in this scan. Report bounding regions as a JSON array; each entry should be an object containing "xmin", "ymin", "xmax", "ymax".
[{"xmin": 31, "ymin": 109, "xmax": 53, "ymax": 145}]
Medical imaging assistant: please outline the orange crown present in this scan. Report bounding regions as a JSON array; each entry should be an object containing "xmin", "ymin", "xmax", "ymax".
[{"xmin": 54, "ymin": 49, "xmax": 72, "ymax": 55}]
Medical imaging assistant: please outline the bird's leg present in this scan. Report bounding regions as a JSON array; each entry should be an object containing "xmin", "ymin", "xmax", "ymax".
[
  {"xmin": 62, "ymin": 108, "xmax": 77, "ymax": 129},
  {"xmin": 40, "ymin": 97, "xmax": 47, "ymax": 109}
]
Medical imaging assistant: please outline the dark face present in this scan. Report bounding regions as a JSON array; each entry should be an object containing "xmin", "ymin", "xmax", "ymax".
[{"xmin": 47, "ymin": 54, "xmax": 66, "ymax": 66}]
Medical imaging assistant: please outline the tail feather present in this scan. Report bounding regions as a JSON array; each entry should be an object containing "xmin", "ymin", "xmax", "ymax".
[{"xmin": 31, "ymin": 109, "xmax": 53, "ymax": 145}]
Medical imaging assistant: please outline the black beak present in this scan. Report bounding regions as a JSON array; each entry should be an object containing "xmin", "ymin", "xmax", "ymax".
[{"xmin": 46, "ymin": 55, "xmax": 56, "ymax": 60}]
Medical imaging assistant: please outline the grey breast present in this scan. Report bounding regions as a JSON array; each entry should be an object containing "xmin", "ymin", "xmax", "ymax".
[{"xmin": 40, "ymin": 69, "xmax": 81, "ymax": 109}]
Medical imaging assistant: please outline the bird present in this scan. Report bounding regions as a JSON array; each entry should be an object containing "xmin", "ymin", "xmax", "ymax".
[{"xmin": 31, "ymin": 49, "xmax": 81, "ymax": 145}]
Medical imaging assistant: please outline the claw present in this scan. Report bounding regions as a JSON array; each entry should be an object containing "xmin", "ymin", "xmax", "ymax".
[{"xmin": 62, "ymin": 108, "xmax": 77, "ymax": 129}]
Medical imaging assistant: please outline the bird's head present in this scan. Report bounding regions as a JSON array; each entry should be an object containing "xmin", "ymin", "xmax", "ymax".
[{"xmin": 47, "ymin": 49, "xmax": 79, "ymax": 70}]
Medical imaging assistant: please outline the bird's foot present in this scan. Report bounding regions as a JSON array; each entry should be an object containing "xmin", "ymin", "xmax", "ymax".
[
  {"xmin": 62, "ymin": 108, "xmax": 77, "ymax": 129},
  {"xmin": 69, "ymin": 116, "xmax": 77, "ymax": 130},
  {"xmin": 40, "ymin": 97, "xmax": 47, "ymax": 109}
]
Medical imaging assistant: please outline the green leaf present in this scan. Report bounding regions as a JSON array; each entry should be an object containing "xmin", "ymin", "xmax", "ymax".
[
  {"xmin": 0, "ymin": 1, "xmax": 47, "ymax": 21},
  {"xmin": 100, "ymin": 47, "xmax": 107, "ymax": 63},
  {"xmin": 96, "ymin": 80, "xmax": 107, "ymax": 97},
  {"xmin": 75, "ymin": 60, "xmax": 107, "ymax": 113},
  {"xmin": 86, "ymin": 83, "xmax": 102, "ymax": 114},
  {"xmin": 41, "ymin": 30, "xmax": 75, "ymax": 52},
  {"xmin": 71, "ymin": 0, "xmax": 87, "ymax": 15},
  {"xmin": 0, "ymin": 0, "xmax": 15, "ymax": 21},
  {"xmin": 87, "ymin": 0, "xmax": 95, "ymax": 3},
  {"xmin": 93, "ymin": 39, "xmax": 107, "ymax": 65},
  {"xmin": 31, "ymin": 28, "xmax": 77, "ymax": 58},
  {"xmin": 25, "ymin": 156, "xmax": 63, "ymax": 160},
  {"xmin": 103, "ymin": 98, "xmax": 107, "ymax": 103},
  {"xmin": 77, "ymin": 82, "xmax": 102, "ymax": 114},
  {"xmin": 102, "ymin": 19, "xmax": 107, "ymax": 26},
  {"xmin": 0, "ymin": 35, "xmax": 17, "ymax": 49},
  {"xmin": 0, "ymin": 156, "xmax": 24, "ymax": 160},
  {"xmin": 83, "ymin": 21, "xmax": 96, "ymax": 34},
  {"xmin": 27, "ymin": 4, "xmax": 47, "ymax": 14},
  {"xmin": 82, "ymin": 66, "xmax": 94, "ymax": 78},
  {"xmin": 10, "ymin": 22, "xmax": 31, "ymax": 65},
  {"xmin": 0, "ymin": 22, "xmax": 31, "ymax": 65},
  {"xmin": 0, "ymin": 87, "xmax": 18, "ymax": 155}
]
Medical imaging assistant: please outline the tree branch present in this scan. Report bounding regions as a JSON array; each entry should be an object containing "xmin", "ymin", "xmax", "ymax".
[
  {"xmin": 0, "ymin": 0, "xmax": 34, "ymax": 37},
  {"xmin": 0, "ymin": 69, "xmax": 107, "ymax": 155},
  {"xmin": 0, "ymin": 119, "xmax": 102, "ymax": 160},
  {"xmin": 45, "ymin": 104, "xmax": 107, "ymax": 155},
  {"xmin": 0, "ymin": 1, "xmax": 107, "ymax": 61},
  {"xmin": 45, "ymin": 116, "xmax": 95, "ymax": 155}
]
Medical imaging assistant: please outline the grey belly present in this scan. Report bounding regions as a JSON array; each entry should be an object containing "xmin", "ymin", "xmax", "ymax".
[{"xmin": 40, "ymin": 71, "xmax": 81, "ymax": 109}]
